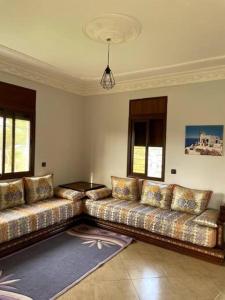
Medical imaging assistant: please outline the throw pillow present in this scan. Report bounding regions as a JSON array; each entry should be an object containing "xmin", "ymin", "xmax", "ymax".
[
  {"xmin": 0, "ymin": 179, "xmax": 24, "ymax": 210},
  {"xmin": 171, "ymin": 185, "xmax": 212, "ymax": 215},
  {"xmin": 86, "ymin": 187, "xmax": 112, "ymax": 200},
  {"xmin": 193, "ymin": 209, "xmax": 219, "ymax": 228},
  {"xmin": 140, "ymin": 180, "xmax": 173, "ymax": 209},
  {"xmin": 111, "ymin": 176, "xmax": 139, "ymax": 201},
  {"xmin": 54, "ymin": 187, "xmax": 85, "ymax": 201},
  {"xmin": 24, "ymin": 174, "xmax": 54, "ymax": 204}
]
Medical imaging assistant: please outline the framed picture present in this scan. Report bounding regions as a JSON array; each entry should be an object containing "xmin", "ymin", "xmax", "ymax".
[{"xmin": 185, "ymin": 125, "xmax": 224, "ymax": 156}]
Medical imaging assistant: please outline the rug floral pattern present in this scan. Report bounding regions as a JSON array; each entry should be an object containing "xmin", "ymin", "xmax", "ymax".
[
  {"xmin": 0, "ymin": 224, "xmax": 132, "ymax": 300},
  {"xmin": 0, "ymin": 270, "xmax": 32, "ymax": 300}
]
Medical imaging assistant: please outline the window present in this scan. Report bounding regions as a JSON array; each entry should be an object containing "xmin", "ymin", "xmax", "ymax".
[
  {"xmin": 0, "ymin": 81, "xmax": 36, "ymax": 179},
  {"xmin": 127, "ymin": 97, "xmax": 167, "ymax": 181}
]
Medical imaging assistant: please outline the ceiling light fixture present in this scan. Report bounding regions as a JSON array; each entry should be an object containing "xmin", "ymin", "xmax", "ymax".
[{"xmin": 100, "ymin": 38, "xmax": 115, "ymax": 90}]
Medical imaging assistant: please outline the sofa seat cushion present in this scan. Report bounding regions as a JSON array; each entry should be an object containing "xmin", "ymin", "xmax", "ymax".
[
  {"xmin": 0, "ymin": 198, "xmax": 82, "ymax": 244},
  {"xmin": 84, "ymin": 198, "xmax": 217, "ymax": 248}
]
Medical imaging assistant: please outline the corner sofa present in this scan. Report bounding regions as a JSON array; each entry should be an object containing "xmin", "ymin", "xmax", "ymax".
[{"xmin": 0, "ymin": 175, "xmax": 224, "ymax": 264}]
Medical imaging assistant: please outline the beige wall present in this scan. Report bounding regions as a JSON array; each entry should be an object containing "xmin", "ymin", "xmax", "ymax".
[
  {"xmin": 84, "ymin": 80, "xmax": 225, "ymax": 209},
  {"xmin": 1, "ymin": 70, "xmax": 225, "ymax": 209},
  {"xmin": 0, "ymin": 71, "xmax": 85, "ymax": 186}
]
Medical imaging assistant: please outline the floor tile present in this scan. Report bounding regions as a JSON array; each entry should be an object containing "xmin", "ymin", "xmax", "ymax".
[{"xmin": 58, "ymin": 240, "xmax": 225, "ymax": 300}]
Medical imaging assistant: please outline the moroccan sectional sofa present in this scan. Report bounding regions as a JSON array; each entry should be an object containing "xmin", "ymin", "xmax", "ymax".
[{"xmin": 0, "ymin": 175, "xmax": 224, "ymax": 264}]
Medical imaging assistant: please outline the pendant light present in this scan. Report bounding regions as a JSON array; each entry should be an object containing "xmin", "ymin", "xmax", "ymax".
[{"xmin": 100, "ymin": 38, "xmax": 115, "ymax": 89}]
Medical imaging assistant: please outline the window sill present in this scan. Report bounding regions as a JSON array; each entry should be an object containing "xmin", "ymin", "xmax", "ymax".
[{"xmin": 0, "ymin": 171, "xmax": 34, "ymax": 180}]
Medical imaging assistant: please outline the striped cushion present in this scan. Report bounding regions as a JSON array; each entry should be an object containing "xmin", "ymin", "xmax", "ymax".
[
  {"xmin": 54, "ymin": 187, "xmax": 85, "ymax": 201},
  {"xmin": 0, "ymin": 198, "xmax": 82, "ymax": 244},
  {"xmin": 86, "ymin": 188, "xmax": 112, "ymax": 200},
  {"xmin": 193, "ymin": 209, "xmax": 219, "ymax": 228},
  {"xmin": 84, "ymin": 198, "xmax": 217, "ymax": 248}
]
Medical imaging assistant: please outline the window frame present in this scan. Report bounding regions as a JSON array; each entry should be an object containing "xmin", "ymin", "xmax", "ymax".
[
  {"xmin": 0, "ymin": 81, "xmax": 36, "ymax": 180},
  {"xmin": 127, "ymin": 97, "xmax": 167, "ymax": 182}
]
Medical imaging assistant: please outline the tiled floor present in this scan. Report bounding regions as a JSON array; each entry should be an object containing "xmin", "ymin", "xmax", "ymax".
[{"xmin": 58, "ymin": 241, "xmax": 225, "ymax": 300}]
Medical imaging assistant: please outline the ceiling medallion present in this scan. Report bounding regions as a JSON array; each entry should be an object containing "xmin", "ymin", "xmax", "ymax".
[{"xmin": 83, "ymin": 13, "xmax": 142, "ymax": 44}]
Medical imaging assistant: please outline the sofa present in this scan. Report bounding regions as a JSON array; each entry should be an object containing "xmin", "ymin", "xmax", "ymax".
[
  {"xmin": 0, "ymin": 175, "xmax": 84, "ymax": 256},
  {"xmin": 82, "ymin": 176, "xmax": 225, "ymax": 264},
  {"xmin": 0, "ymin": 175, "xmax": 224, "ymax": 264}
]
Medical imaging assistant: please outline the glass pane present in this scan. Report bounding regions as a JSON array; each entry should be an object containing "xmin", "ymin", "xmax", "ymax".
[
  {"xmin": 148, "ymin": 119, "xmax": 164, "ymax": 147},
  {"xmin": 134, "ymin": 121, "xmax": 147, "ymax": 146},
  {"xmin": 0, "ymin": 117, "xmax": 3, "ymax": 174},
  {"xmin": 5, "ymin": 118, "xmax": 13, "ymax": 173},
  {"xmin": 147, "ymin": 147, "xmax": 163, "ymax": 178},
  {"xmin": 133, "ymin": 146, "xmax": 146, "ymax": 174},
  {"xmin": 15, "ymin": 119, "xmax": 30, "ymax": 172}
]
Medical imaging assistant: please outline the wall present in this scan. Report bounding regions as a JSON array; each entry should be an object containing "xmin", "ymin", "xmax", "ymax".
[
  {"xmin": 1, "ymin": 71, "xmax": 225, "ymax": 209},
  {"xmin": 0, "ymin": 71, "xmax": 85, "ymax": 186},
  {"xmin": 84, "ymin": 80, "xmax": 225, "ymax": 209}
]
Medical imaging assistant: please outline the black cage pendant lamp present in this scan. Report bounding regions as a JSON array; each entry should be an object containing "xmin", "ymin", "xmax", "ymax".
[{"xmin": 100, "ymin": 38, "xmax": 115, "ymax": 89}]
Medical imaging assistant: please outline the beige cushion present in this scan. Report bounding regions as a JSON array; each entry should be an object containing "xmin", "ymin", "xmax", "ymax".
[
  {"xmin": 0, "ymin": 179, "xmax": 24, "ymax": 210},
  {"xmin": 54, "ymin": 187, "xmax": 85, "ymax": 201},
  {"xmin": 24, "ymin": 174, "xmax": 54, "ymax": 204},
  {"xmin": 111, "ymin": 176, "xmax": 139, "ymax": 201},
  {"xmin": 86, "ymin": 187, "xmax": 112, "ymax": 200},
  {"xmin": 193, "ymin": 209, "xmax": 219, "ymax": 228},
  {"xmin": 171, "ymin": 185, "xmax": 212, "ymax": 215},
  {"xmin": 141, "ymin": 180, "xmax": 173, "ymax": 209}
]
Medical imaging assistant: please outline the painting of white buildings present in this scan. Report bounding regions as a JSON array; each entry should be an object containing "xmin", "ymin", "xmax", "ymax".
[{"xmin": 185, "ymin": 125, "xmax": 223, "ymax": 156}]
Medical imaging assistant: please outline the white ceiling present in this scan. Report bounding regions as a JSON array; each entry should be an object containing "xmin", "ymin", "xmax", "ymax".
[{"xmin": 1, "ymin": 0, "xmax": 225, "ymax": 83}]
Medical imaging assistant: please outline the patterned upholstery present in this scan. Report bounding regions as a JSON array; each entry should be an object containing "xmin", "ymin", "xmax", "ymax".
[
  {"xmin": 141, "ymin": 181, "xmax": 173, "ymax": 209},
  {"xmin": 84, "ymin": 198, "xmax": 217, "ymax": 248},
  {"xmin": 171, "ymin": 185, "xmax": 212, "ymax": 215},
  {"xmin": 111, "ymin": 176, "xmax": 139, "ymax": 201},
  {"xmin": 0, "ymin": 180, "xmax": 25, "ymax": 210},
  {"xmin": 0, "ymin": 198, "xmax": 82, "ymax": 244},
  {"xmin": 54, "ymin": 187, "xmax": 85, "ymax": 201},
  {"xmin": 24, "ymin": 174, "xmax": 54, "ymax": 204},
  {"xmin": 86, "ymin": 188, "xmax": 112, "ymax": 200},
  {"xmin": 193, "ymin": 209, "xmax": 219, "ymax": 228}
]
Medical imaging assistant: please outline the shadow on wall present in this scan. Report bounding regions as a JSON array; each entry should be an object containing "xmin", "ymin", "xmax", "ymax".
[{"xmin": 209, "ymin": 193, "xmax": 224, "ymax": 209}]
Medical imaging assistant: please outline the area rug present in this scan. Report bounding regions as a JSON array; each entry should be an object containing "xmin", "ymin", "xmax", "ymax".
[{"xmin": 0, "ymin": 224, "xmax": 132, "ymax": 300}]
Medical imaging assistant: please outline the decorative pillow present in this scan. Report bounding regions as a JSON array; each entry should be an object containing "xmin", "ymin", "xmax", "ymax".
[
  {"xmin": 86, "ymin": 188, "xmax": 112, "ymax": 200},
  {"xmin": 24, "ymin": 174, "xmax": 54, "ymax": 204},
  {"xmin": 0, "ymin": 179, "xmax": 24, "ymax": 210},
  {"xmin": 111, "ymin": 176, "xmax": 139, "ymax": 201},
  {"xmin": 54, "ymin": 187, "xmax": 85, "ymax": 201},
  {"xmin": 193, "ymin": 209, "xmax": 219, "ymax": 228},
  {"xmin": 171, "ymin": 185, "xmax": 212, "ymax": 215},
  {"xmin": 140, "ymin": 181, "xmax": 173, "ymax": 209}
]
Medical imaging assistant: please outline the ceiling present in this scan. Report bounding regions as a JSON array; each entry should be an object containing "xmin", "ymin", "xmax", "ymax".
[{"xmin": 0, "ymin": 0, "xmax": 225, "ymax": 94}]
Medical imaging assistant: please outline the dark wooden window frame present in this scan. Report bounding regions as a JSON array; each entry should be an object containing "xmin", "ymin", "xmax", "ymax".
[
  {"xmin": 127, "ymin": 96, "xmax": 167, "ymax": 182},
  {"xmin": 0, "ymin": 81, "xmax": 36, "ymax": 180}
]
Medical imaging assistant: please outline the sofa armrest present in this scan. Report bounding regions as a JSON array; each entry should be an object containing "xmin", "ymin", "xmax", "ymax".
[
  {"xmin": 54, "ymin": 187, "xmax": 85, "ymax": 201},
  {"xmin": 193, "ymin": 209, "xmax": 219, "ymax": 228}
]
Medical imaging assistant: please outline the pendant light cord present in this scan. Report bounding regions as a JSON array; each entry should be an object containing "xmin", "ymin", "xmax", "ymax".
[{"xmin": 107, "ymin": 38, "xmax": 111, "ymax": 66}]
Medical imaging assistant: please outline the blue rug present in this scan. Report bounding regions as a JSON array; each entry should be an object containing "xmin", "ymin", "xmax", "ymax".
[{"xmin": 0, "ymin": 224, "xmax": 132, "ymax": 300}]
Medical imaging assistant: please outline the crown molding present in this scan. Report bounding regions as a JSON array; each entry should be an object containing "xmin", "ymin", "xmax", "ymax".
[
  {"xmin": 0, "ymin": 45, "xmax": 84, "ymax": 95},
  {"xmin": 82, "ymin": 65, "xmax": 225, "ymax": 96},
  {"xmin": 1, "ymin": 44, "xmax": 225, "ymax": 96}
]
